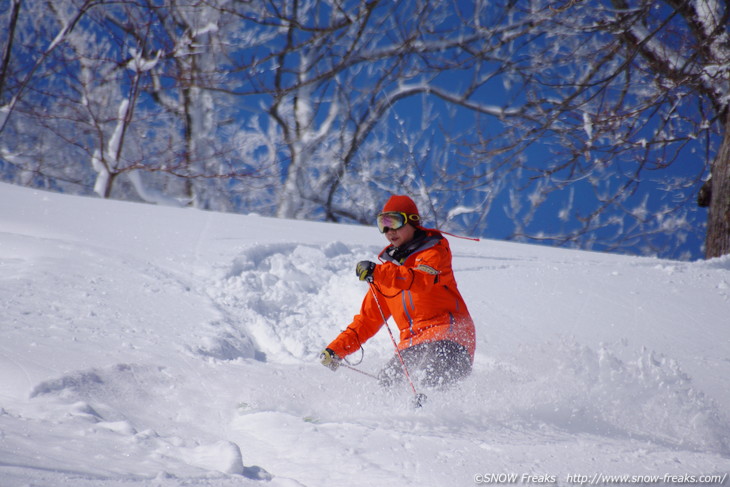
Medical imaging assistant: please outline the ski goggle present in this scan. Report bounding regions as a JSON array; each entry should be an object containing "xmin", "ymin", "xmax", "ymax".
[{"xmin": 376, "ymin": 212, "xmax": 420, "ymax": 233}]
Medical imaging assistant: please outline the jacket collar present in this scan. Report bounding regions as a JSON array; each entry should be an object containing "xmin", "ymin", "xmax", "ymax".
[{"xmin": 379, "ymin": 229, "xmax": 442, "ymax": 265}]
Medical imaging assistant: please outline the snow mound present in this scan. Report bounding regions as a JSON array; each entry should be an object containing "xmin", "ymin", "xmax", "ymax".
[
  {"xmin": 208, "ymin": 242, "xmax": 377, "ymax": 362},
  {"xmin": 189, "ymin": 324, "xmax": 263, "ymax": 362},
  {"xmin": 471, "ymin": 340, "xmax": 730, "ymax": 454},
  {"xmin": 30, "ymin": 363, "xmax": 174, "ymax": 422},
  {"xmin": 23, "ymin": 362, "xmax": 275, "ymax": 480},
  {"xmin": 177, "ymin": 440, "xmax": 245, "ymax": 475}
]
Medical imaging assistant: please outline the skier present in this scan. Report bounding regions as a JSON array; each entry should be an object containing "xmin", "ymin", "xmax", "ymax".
[{"xmin": 320, "ymin": 195, "xmax": 476, "ymax": 389}]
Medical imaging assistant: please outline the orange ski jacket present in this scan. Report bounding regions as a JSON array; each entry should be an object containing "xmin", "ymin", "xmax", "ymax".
[{"xmin": 327, "ymin": 229, "xmax": 476, "ymax": 362}]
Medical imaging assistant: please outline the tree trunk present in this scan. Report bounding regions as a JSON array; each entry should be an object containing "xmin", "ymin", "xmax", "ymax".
[{"xmin": 705, "ymin": 112, "xmax": 730, "ymax": 259}]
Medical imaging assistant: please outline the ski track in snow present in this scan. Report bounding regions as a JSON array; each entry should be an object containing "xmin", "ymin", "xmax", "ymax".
[{"xmin": 1, "ymin": 183, "xmax": 729, "ymax": 486}]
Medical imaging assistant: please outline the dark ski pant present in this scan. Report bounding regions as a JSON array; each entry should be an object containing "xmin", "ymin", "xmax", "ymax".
[{"xmin": 377, "ymin": 340, "xmax": 472, "ymax": 389}]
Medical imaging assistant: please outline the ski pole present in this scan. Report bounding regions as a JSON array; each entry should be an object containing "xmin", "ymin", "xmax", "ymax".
[
  {"xmin": 340, "ymin": 363, "xmax": 379, "ymax": 380},
  {"xmin": 367, "ymin": 280, "xmax": 426, "ymax": 408}
]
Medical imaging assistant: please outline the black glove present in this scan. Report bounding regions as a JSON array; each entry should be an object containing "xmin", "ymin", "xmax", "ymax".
[
  {"xmin": 356, "ymin": 261, "xmax": 376, "ymax": 282},
  {"xmin": 319, "ymin": 348, "xmax": 341, "ymax": 371}
]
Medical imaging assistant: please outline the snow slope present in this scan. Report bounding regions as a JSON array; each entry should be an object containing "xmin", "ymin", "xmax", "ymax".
[{"xmin": 1, "ymin": 181, "xmax": 729, "ymax": 487}]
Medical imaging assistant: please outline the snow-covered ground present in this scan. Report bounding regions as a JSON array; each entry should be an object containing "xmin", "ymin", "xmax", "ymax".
[{"xmin": 1, "ymin": 181, "xmax": 729, "ymax": 487}]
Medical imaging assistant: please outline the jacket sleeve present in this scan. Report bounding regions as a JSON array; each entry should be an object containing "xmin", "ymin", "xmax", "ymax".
[
  {"xmin": 326, "ymin": 289, "xmax": 390, "ymax": 358},
  {"xmin": 373, "ymin": 245, "xmax": 449, "ymax": 292}
]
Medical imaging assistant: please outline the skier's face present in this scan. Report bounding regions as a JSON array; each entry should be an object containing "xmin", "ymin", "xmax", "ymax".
[{"xmin": 385, "ymin": 223, "xmax": 416, "ymax": 248}]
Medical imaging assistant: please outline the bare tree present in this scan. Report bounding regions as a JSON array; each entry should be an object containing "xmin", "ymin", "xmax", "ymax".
[
  {"xmin": 211, "ymin": 0, "xmax": 531, "ymax": 226},
  {"xmin": 0, "ymin": 0, "xmax": 270, "ymax": 207},
  {"xmin": 483, "ymin": 0, "xmax": 729, "ymax": 258},
  {"xmin": 3, "ymin": 0, "xmax": 726, "ymax": 258},
  {"xmin": 0, "ymin": 0, "xmax": 101, "ymax": 192}
]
